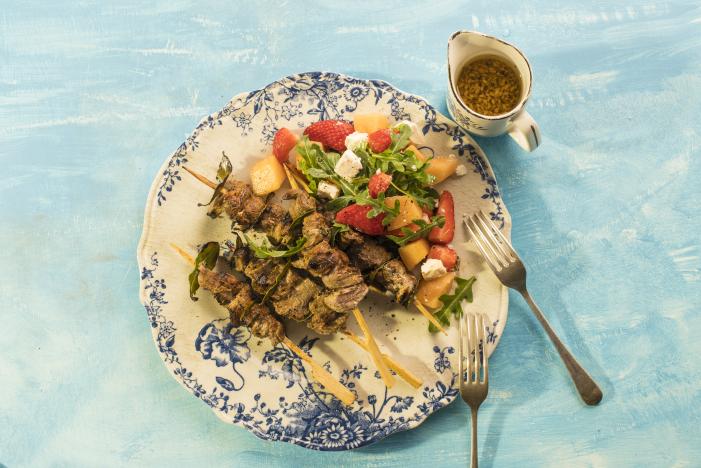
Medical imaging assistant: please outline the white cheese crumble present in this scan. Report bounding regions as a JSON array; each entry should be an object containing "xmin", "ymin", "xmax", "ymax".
[
  {"xmin": 393, "ymin": 120, "xmax": 425, "ymax": 144},
  {"xmin": 344, "ymin": 131, "xmax": 368, "ymax": 151},
  {"xmin": 334, "ymin": 149, "xmax": 363, "ymax": 181},
  {"xmin": 455, "ymin": 164, "xmax": 468, "ymax": 176},
  {"xmin": 421, "ymin": 258, "xmax": 447, "ymax": 280},
  {"xmin": 317, "ymin": 181, "xmax": 340, "ymax": 200}
]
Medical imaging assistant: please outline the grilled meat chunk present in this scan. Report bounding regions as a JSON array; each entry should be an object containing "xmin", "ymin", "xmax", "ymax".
[
  {"xmin": 259, "ymin": 203, "xmax": 291, "ymax": 244},
  {"xmin": 307, "ymin": 296, "xmax": 348, "ymax": 335},
  {"xmin": 374, "ymin": 259, "xmax": 416, "ymax": 304},
  {"xmin": 301, "ymin": 212, "xmax": 330, "ymax": 247},
  {"xmin": 322, "ymin": 282, "xmax": 369, "ymax": 313},
  {"xmin": 197, "ymin": 265, "xmax": 285, "ymax": 344},
  {"xmin": 338, "ymin": 229, "xmax": 417, "ymax": 303},
  {"xmin": 285, "ymin": 189, "xmax": 317, "ymax": 219},
  {"xmin": 271, "ymin": 271, "xmax": 320, "ymax": 322},
  {"xmin": 210, "ymin": 179, "xmax": 267, "ymax": 228}
]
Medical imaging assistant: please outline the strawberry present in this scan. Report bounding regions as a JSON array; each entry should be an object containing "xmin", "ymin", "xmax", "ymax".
[
  {"xmin": 368, "ymin": 172, "xmax": 392, "ymax": 198},
  {"xmin": 272, "ymin": 127, "xmax": 298, "ymax": 163},
  {"xmin": 335, "ymin": 204, "xmax": 386, "ymax": 236},
  {"xmin": 367, "ymin": 128, "xmax": 391, "ymax": 153},
  {"xmin": 428, "ymin": 245, "xmax": 458, "ymax": 270},
  {"xmin": 303, "ymin": 120, "xmax": 354, "ymax": 152},
  {"xmin": 428, "ymin": 191, "xmax": 455, "ymax": 244}
]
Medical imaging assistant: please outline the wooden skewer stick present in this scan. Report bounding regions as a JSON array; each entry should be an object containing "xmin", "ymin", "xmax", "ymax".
[
  {"xmin": 183, "ymin": 166, "xmax": 217, "ymax": 189},
  {"xmin": 353, "ymin": 308, "xmax": 395, "ymax": 388},
  {"xmin": 343, "ymin": 330, "xmax": 422, "ymax": 389},
  {"xmin": 284, "ymin": 163, "xmax": 312, "ymax": 194},
  {"xmin": 369, "ymin": 284, "xmax": 447, "ymax": 336},
  {"xmin": 170, "ymin": 243, "xmax": 355, "ymax": 406},
  {"xmin": 282, "ymin": 163, "xmax": 299, "ymax": 190},
  {"xmin": 414, "ymin": 300, "xmax": 449, "ymax": 336},
  {"xmin": 281, "ymin": 337, "xmax": 355, "ymax": 405}
]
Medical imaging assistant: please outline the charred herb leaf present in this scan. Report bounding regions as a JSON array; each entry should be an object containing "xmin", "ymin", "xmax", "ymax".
[
  {"xmin": 429, "ymin": 276, "xmax": 477, "ymax": 332},
  {"xmin": 198, "ymin": 152, "xmax": 233, "ymax": 218},
  {"xmin": 188, "ymin": 241, "xmax": 220, "ymax": 300}
]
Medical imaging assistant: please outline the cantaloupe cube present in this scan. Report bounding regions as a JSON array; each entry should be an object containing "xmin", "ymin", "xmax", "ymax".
[
  {"xmin": 353, "ymin": 113, "xmax": 390, "ymax": 134},
  {"xmin": 250, "ymin": 154, "xmax": 286, "ymax": 196},
  {"xmin": 399, "ymin": 238, "xmax": 430, "ymax": 270},
  {"xmin": 426, "ymin": 156, "xmax": 459, "ymax": 186},
  {"xmin": 416, "ymin": 272, "xmax": 456, "ymax": 309},
  {"xmin": 384, "ymin": 196, "xmax": 423, "ymax": 231},
  {"xmin": 405, "ymin": 144, "xmax": 427, "ymax": 161}
]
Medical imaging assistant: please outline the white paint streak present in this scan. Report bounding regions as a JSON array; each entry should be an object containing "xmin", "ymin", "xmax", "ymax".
[
  {"xmin": 0, "ymin": 107, "xmax": 206, "ymax": 135},
  {"xmin": 335, "ymin": 25, "xmax": 399, "ymax": 34},
  {"xmin": 569, "ymin": 70, "xmax": 619, "ymax": 89},
  {"xmin": 103, "ymin": 41, "xmax": 192, "ymax": 56},
  {"xmin": 669, "ymin": 245, "xmax": 700, "ymax": 283},
  {"xmin": 191, "ymin": 16, "xmax": 222, "ymax": 28}
]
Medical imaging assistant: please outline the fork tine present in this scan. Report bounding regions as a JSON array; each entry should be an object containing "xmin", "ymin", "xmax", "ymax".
[
  {"xmin": 479, "ymin": 211, "xmax": 520, "ymax": 261},
  {"xmin": 464, "ymin": 217, "xmax": 502, "ymax": 271},
  {"xmin": 476, "ymin": 211, "xmax": 513, "ymax": 262},
  {"xmin": 477, "ymin": 314, "xmax": 487, "ymax": 384},
  {"xmin": 458, "ymin": 309, "xmax": 465, "ymax": 386},
  {"xmin": 473, "ymin": 314, "xmax": 480, "ymax": 383},
  {"xmin": 469, "ymin": 215, "xmax": 509, "ymax": 268}
]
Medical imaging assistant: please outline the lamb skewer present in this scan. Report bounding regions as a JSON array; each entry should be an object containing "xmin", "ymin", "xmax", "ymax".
[
  {"xmin": 184, "ymin": 166, "xmax": 395, "ymax": 388},
  {"xmin": 171, "ymin": 243, "xmax": 356, "ymax": 405}
]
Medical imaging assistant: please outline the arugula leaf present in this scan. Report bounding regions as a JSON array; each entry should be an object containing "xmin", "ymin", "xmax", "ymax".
[
  {"xmin": 329, "ymin": 222, "xmax": 350, "ymax": 245},
  {"xmin": 188, "ymin": 242, "xmax": 220, "ymax": 300},
  {"xmin": 199, "ymin": 153, "xmax": 233, "ymax": 217},
  {"xmin": 386, "ymin": 215, "xmax": 445, "ymax": 246},
  {"xmin": 244, "ymin": 235, "xmax": 307, "ymax": 259},
  {"xmin": 325, "ymin": 195, "xmax": 354, "ymax": 212},
  {"xmin": 389, "ymin": 123, "xmax": 412, "ymax": 153},
  {"xmin": 288, "ymin": 208, "xmax": 314, "ymax": 232},
  {"xmin": 429, "ymin": 276, "xmax": 477, "ymax": 333}
]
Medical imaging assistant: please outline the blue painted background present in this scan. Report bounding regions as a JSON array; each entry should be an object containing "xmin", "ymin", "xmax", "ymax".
[{"xmin": 2, "ymin": 1, "xmax": 700, "ymax": 466}]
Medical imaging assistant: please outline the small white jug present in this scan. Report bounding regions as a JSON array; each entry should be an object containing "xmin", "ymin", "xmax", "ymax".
[{"xmin": 447, "ymin": 31, "xmax": 541, "ymax": 152}]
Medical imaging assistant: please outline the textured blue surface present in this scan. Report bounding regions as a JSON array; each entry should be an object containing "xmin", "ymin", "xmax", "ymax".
[{"xmin": 2, "ymin": 1, "xmax": 700, "ymax": 466}]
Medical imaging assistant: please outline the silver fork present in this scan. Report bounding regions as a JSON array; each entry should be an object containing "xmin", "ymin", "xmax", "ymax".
[
  {"xmin": 464, "ymin": 212, "xmax": 603, "ymax": 406},
  {"xmin": 459, "ymin": 312, "xmax": 488, "ymax": 468}
]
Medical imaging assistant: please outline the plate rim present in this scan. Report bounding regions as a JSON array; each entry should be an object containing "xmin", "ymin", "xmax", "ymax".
[{"xmin": 137, "ymin": 71, "xmax": 510, "ymax": 450}]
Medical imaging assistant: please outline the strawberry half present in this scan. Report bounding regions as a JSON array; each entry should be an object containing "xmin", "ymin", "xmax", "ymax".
[
  {"xmin": 367, "ymin": 128, "xmax": 392, "ymax": 153},
  {"xmin": 368, "ymin": 172, "xmax": 392, "ymax": 198},
  {"xmin": 272, "ymin": 128, "xmax": 298, "ymax": 163},
  {"xmin": 428, "ymin": 244, "xmax": 458, "ymax": 270},
  {"xmin": 335, "ymin": 204, "xmax": 386, "ymax": 236},
  {"xmin": 428, "ymin": 191, "xmax": 455, "ymax": 244},
  {"xmin": 303, "ymin": 120, "xmax": 354, "ymax": 152}
]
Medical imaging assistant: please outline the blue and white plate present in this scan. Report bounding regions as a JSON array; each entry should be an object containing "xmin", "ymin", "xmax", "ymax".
[{"xmin": 137, "ymin": 72, "xmax": 511, "ymax": 451}]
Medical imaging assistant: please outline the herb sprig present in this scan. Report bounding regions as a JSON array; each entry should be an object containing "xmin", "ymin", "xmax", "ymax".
[
  {"xmin": 386, "ymin": 216, "xmax": 445, "ymax": 246},
  {"xmin": 244, "ymin": 234, "xmax": 307, "ymax": 259},
  {"xmin": 188, "ymin": 241, "xmax": 220, "ymax": 300},
  {"xmin": 429, "ymin": 276, "xmax": 477, "ymax": 333},
  {"xmin": 199, "ymin": 153, "xmax": 233, "ymax": 218}
]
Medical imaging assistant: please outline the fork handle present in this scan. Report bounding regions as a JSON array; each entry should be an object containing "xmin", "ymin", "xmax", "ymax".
[
  {"xmin": 470, "ymin": 406, "xmax": 478, "ymax": 468},
  {"xmin": 519, "ymin": 289, "xmax": 603, "ymax": 406}
]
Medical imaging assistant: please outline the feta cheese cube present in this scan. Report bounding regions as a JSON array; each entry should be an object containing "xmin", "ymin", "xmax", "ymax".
[
  {"xmin": 421, "ymin": 258, "xmax": 447, "ymax": 280},
  {"xmin": 344, "ymin": 131, "xmax": 368, "ymax": 151},
  {"xmin": 393, "ymin": 120, "xmax": 425, "ymax": 144},
  {"xmin": 455, "ymin": 164, "xmax": 468, "ymax": 176},
  {"xmin": 334, "ymin": 149, "xmax": 363, "ymax": 181},
  {"xmin": 317, "ymin": 181, "xmax": 340, "ymax": 200}
]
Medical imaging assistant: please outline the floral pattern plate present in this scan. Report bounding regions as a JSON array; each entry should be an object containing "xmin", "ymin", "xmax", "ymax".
[{"xmin": 137, "ymin": 72, "xmax": 511, "ymax": 451}]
